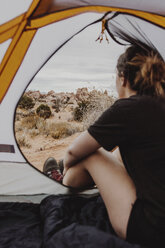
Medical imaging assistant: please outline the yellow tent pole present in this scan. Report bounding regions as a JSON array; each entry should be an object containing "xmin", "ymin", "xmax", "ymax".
[
  {"xmin": 0, "ymin": 0, "xmax": 40, "ymax": 102},
  {"xmin": 27, "ymin": 6, "xmax": 165, "ymax": 29},
  {"xmin": 0, "ymin": 20, "xmax": 28, "ymax": 74},
  {"xmin": 25, "ymin": 0, "xmax": 41, "ymax": 19},
  {"xmin": 0, "ymin": 29, "xmax": 36, "ymax": 103},
  {"xmin": 0, "ymin": 14, "xmax": 24, "ymax": 35},
  {"xmin": 0, "ymin": 26, "xmax": 18, "ymax": 43},
  {"xmin": 0, "ymin": 0, "xmax": 40, "ymax": 42}
]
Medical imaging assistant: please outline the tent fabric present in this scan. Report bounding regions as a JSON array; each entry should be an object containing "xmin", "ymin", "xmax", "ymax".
[
  {"xmin": 0, "ymin": 193, "xmax": 143, "ymax": 248},
  {"xmin": 0, "ymin": 194, "xmax": 49, "ymax": 204},
  {"xmin": 106, "ymin": 13, "xmax": 165, "ymax": 60},
  {"xmin": 0, "ymin": 161, "xmax": 68, "ymax": 195},
  {"xmin": 0, "ymin": 1, "xmax": 32, "ymax": 25},
  {"xmin": 0, "ymin": 0, "xmax": 164, "ymax": 196},
  {"xmin": 32, "ymin": 0, "xmax": 165, "ymax": 16},
  {"xmin": 0, "ymin": 161, "xmax": 98, "ymax": 196}
]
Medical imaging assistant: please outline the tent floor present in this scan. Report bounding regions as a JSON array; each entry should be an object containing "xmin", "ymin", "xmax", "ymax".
[{"xmin": 0, "ymin": 191, "xmax": 99, "ymax": 203}]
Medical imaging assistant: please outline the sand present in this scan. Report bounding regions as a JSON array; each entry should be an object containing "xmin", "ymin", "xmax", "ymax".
[{"xmin": 18, "ymin": 126, "xmax": 80, "ymax": 172}]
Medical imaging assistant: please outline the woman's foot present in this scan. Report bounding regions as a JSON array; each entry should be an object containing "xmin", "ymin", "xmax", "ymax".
[{"xmin": 43, "ymin": 157, "xmax": 63, "ymax": 183}]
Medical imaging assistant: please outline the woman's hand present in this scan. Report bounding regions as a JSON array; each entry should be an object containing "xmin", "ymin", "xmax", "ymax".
[{"xmin": 63, "ymin": 130, "xmax": 100, "ymax": 175}]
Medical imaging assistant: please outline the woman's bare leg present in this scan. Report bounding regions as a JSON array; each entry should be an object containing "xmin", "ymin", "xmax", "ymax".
[{"xmin": 63, "ymin": 148, "xmax": 136, "ymax": 239}]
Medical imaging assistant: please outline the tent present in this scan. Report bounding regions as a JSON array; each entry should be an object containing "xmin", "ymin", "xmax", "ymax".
[
  {"xmin": 0, "ymin": 1, "xmax": 164, "ymax": 247},
  {"xmin": 0, "ymin": 0, "xmax": 164, "ymax": 200}
]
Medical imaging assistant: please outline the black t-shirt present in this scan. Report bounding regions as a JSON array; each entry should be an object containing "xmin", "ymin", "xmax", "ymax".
[{"xmin": 88, "ymin": 95, "xmax": 165, "ymax": 228}]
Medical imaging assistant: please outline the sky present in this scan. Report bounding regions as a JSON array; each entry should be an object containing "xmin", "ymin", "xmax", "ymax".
[{"xmin": 28, "ymin": 22, "xmax": 125, "ymax": 95}]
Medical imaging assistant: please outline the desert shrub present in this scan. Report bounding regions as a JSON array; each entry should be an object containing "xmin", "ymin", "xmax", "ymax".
[
  {"xmin": 73, "ymin": 100, "xmax": 90, "ymax": 122},
  {"xmin": 17, "ymin": 135, "xmax": 31, "ymax": 148},
  {"xmin": 46, "ymin": 121, "xmax": 82, "ymax": 139},
  {"xmin": 72, "ymin": 90, "xmax": 116, "ymax": 125},
  {"xmin": 15, "ymin": 115, "xmax": 20, "ymax": 121},
  {"xmin": 15, "ymin": 125, "xmax": 22, "ymax": 133},
  {"xmin": 82, "ymin": 92, "xmax": 116, "ymax": 129},
  {"xmin": 36, "ymin": 104, "xmax": 51, "ymax": 119},
  {"xmin": 29, "ymin": 128, "xmax": 40, "ymax": 138},
  {"xmin": 16, "ymin": 115, "xmax": 48, "ymax": 135},
  {"xmin": 18, "ymin": 95, "xmax": 35, "ymax": 110},
  {"xmin": 20, "ymin": 115, "xmax": 39, "ymax": 129},
  {"xmin": 36, "ymin": 118, "xmax": 47, "ymax": 134}
]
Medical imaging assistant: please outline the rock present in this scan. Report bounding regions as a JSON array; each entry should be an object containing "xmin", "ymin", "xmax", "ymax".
[
  {"xmin": 24, "ymin": 88, "xmax": 113, "ymax": 116},
  {"xmin": 26, "ymin": 90, "xmax": 41, "ymax": 100},
  {"xmin": 47, "ymin": 90, "xmax": 55, "ymax": 96},
  {"xmin": 76, "ymin": 87, "xmax": 89, "ymax": 101}
]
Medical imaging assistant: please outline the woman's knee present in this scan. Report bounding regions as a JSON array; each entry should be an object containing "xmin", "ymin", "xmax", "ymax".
[
  {"xmin": 62, "ymin": 162, "xmax": 94, "ymax": 188},
  {"xmin": 82, "ymin": 149, "xmax": 106, "ymax": 171},
  {"xmin": 84, "ymin": 148, "xmax": 124, "ymax": 172}
]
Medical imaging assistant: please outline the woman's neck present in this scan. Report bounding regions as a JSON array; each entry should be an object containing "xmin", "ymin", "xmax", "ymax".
[{"xmin": 120, "ymin": 87, "xmax": 137, "ymax": 99}]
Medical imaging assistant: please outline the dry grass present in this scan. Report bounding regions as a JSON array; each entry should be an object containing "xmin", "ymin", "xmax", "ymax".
[
  {"xmin": 29, "ymin": 128, "xmax": 40, "ymax": 137},
  {"xmin": 48, "ymin": 121, "xmax": 82, "ymax": 139},
  {"xmin": 17, "ymin": 135, "xmax": 31, "ymax": 148},
  {"xmin": 15, "ymin": 113, "xmax": 83, "ymax": 141},
  {"xmin": 82, "ymin": 92, "xmax": 116, "ymax": 129},
  {"xmin": 15, "ymin": 115, "xmax": 46, "ymax": 135},
  {"xmin": 21, "ymin": 115, "xmax": 39, "ymax": 129}
]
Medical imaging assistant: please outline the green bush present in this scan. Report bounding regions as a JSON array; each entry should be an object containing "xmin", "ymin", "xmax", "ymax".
[
  {"xmin": 73, "ymin": 100, "xmax": 89, "ymax": 122},
  {"xmin": 36, "ymin": 104, "xmax": 51, "ymax": 119},
  {"xmin": 18, "ymin": 95, "xmax": 35, "ymax": 110}
]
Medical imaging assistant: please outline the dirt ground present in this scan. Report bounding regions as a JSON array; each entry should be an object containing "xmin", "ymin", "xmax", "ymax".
[{"xmin": 21, "ymin": 132, "xmax": 80, "ymax": 171}]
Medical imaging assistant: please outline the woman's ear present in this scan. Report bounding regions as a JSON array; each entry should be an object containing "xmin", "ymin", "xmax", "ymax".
[
  {"xmin": 120, "ymin": 76, "xmax": 127, "ymax": 87},
  {"xmin": 123, "ymin": 77, "xmax": 128, "ymax": 87}
]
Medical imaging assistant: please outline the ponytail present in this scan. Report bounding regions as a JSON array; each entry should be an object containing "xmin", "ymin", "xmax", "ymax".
[{"xmin": 117, "ymin": 46, "xmax": 165, "ymax": 97}]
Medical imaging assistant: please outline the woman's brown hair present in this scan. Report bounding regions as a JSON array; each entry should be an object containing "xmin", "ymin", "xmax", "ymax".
[{"xmin": 117, "ymin": 45, "xmax": 165, "ymax": 96}]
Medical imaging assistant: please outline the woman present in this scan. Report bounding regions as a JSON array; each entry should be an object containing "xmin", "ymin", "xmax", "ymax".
[{"xmin": 44, "ymin": 45, "xmax": 165, "ymax": 247}]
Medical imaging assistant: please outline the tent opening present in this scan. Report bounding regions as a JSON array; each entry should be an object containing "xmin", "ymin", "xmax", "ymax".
[{"xmin": 14, "ymin": 22, "xmax": 125, "ymax": 181}]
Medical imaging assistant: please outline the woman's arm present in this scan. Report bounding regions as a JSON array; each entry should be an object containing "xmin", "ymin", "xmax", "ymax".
[{"xmin": 63, "ymin": 130, "xmax": 100, "ymax": 175}]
